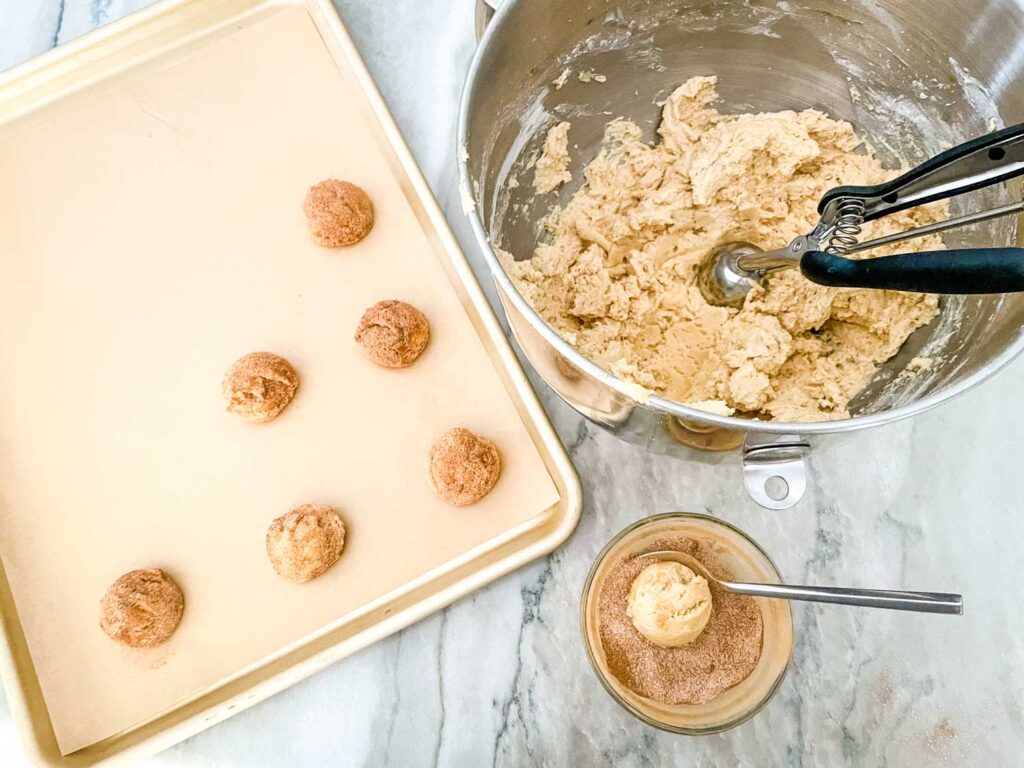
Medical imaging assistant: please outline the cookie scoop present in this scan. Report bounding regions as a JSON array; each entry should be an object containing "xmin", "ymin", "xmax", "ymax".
[{"xmin": 698, "ymin": 124, "xmax": 1024, "ymax": 308}]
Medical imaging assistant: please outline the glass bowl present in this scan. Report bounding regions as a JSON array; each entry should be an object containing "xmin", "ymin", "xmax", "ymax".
[{"xmin": 580, "ymin": 512, "xmax": 793, "ymax": 734}]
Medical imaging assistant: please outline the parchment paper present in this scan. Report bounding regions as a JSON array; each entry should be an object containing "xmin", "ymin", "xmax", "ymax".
[{"xmin": 0, "ymin": 7, "xmax": 560, "ymax": 753}]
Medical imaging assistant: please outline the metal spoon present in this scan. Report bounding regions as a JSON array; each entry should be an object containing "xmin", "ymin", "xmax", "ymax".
[{"xmin": 639, "ymin": 551, "xmax": 963, "ymax": 615}]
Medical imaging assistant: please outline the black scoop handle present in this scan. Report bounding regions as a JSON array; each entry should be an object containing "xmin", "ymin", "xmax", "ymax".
[
  {"xmin": 800, "ymin": 248, "xmax": 1024, "ymax": 294},
  {"xmin": 818, "ymin": 122, "xmax": 1024, "ymax": 222}
]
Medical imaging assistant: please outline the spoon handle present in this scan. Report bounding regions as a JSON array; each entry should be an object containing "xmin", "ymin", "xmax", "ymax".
[{"xmin": 723, "ymin": 581, "xmax": 963, "ymax": 614}]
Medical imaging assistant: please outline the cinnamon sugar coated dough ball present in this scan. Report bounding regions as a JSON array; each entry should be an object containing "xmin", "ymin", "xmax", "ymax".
[
  {"xmin": 303, "ymin": 179, "xmax": 374, "ymax": 247},
  {"xmin": 266, "ymin": 504, "xmax": 346, "ymax": 583},
  {"xmin": 427, "ymin": 428, "xmax": 502, "ymax": 506},
  {"xmin": 355, "ymin": 300, "xmax": 430, "ymax": 368},
  {"xmin": 222, "ymin": 352, "xmax": 299, "ymax": 423},
  {"xmin": 99, "ymin": 569, "xmax": 184, "ymax": 648}
]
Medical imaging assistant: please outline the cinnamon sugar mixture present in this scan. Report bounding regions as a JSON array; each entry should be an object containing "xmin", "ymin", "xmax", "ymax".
[{"xmin": 597, "ymin": 537, "xmax": 763, "ymax": 705}]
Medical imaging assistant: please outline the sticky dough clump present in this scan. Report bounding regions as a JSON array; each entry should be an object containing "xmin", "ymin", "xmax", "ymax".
[
  {"xmin": 534, "ymin": 121, "xmax": 572, "ymax": 194},
  {"xmin": 502, "ymin": 76, "xmax": 942, "ymax": 421}
]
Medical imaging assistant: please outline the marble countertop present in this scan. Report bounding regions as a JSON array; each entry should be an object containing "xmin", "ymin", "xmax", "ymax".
[{"xmin": 2, "ymin": 1, "xmax": 1023, "ymax": 765}]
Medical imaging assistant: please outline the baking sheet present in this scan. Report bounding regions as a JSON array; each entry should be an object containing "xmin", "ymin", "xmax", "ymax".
[{"xmin": 0, "ymin": 6, "xmax": 560, "ymax": 754}]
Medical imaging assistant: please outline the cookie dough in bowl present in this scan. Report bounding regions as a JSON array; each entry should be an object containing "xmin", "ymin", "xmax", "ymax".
[
  {"xmin": 503, "ymin": 77, "xmax": 944, "ymax": 423},
  {"xmin": 460, "ymin": 0, "xmax": 1024, "ymax": 503}
]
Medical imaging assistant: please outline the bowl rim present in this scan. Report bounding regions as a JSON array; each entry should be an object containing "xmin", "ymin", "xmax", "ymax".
[
  {"xmin": 455, "ymin": 0, "xmax": 1024, "ymax": 436},
  {"xmin": 577, "ymin": 511, "xmax": 793, "ymax": 735}
]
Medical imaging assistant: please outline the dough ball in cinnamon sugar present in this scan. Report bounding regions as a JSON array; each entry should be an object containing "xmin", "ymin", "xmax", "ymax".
[
  {"xmin": 355, "ymin": 300, "xmax": 430, "ymax": 368},
  {"xmin": 99, "ymin": 568, "xmax": 184, "ymax": 648},
  {"xmin": 222, "ymin": 352, "xmax": 299, "ymax": 423},
  {"xmin": 303, "ymin": 179, "xmax": 374, "ymax": 247},
  {"xmin": 427, "ymin": 428, "xmax": 501, "ymax": 506},
  {"xmin": 266, "ymin": 504, "xmax": 346, "ymax": 583}
]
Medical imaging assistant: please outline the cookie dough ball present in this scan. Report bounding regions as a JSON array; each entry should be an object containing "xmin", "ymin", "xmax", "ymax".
[
  {"xmin": 99, "ymin": 568, "xmax": 184, "ymax": 648},
  {"xmin": 627, "ymin": 561, "xmax": 712, "ymax": 647},
  {"xmin": 355, "ymin": 300, "xmax": 430, "ymax": 368},
  {"xmin": 303, "ymin": 179, "xmax": 374, "ymax": 247},
  {"xmin": 222, "ymin": 352, "xmax": 299, "ymax": 423},
  {"xmin": 266, "ymin": 504, "xmax": 346, "ymax": 583},
  {"xmin": 427, "ymin": 428, "xmax": 501, "ymax": 506}
]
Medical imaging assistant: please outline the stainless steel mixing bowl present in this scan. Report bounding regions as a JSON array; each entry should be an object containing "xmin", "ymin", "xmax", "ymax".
[{"xmin": 458, "ymin": 0, "xmax": 1024, "ymax": 508}]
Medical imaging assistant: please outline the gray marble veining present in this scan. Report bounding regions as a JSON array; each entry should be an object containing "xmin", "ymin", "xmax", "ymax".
[{"xmin": 1, "ymin": 1, "xmax": 1023, "ymax": 765}]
